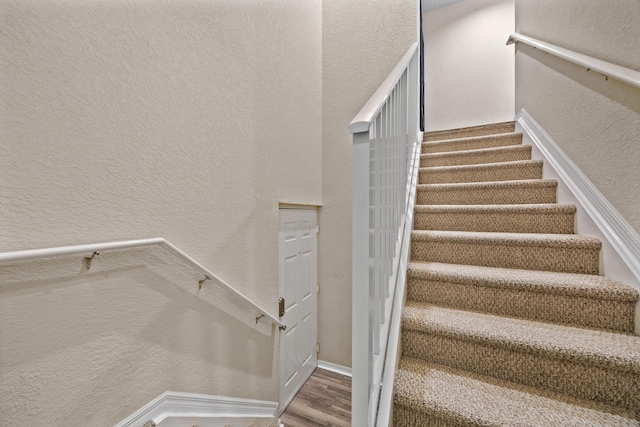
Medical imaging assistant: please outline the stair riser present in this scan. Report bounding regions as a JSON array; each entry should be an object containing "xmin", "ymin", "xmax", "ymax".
[
  {"xmin": 407, "ymin": 279, "xmax": 636, "ymax": 332},
  {"xmin": 410, "ymin": 239, "xmax": 600, "ymax": 274},
  {"xmin": 420, "ymin": 147, "xmax": 531, "ymax": 167},
  {"xmin": 394, "ymin": 406, "xmax": 470, "ymax": 427},
  {"xmin": 402, "ymin": 331, "xmax": 640, "ymax": 413},
  {"xmin": 414, "ymin": 211, "xmax": 574, "ymax": 234},
  {"xmin": 424, "ymin": 123, "xmax": 516, "ymax": 142},
  {"xmin": 422, "ymin": 134, "xmax": 523, "ymax": 154},
  {"xmin": 420, "ymin": 163, "xmax": 542, "ymax": 184},
  {"xmin": 417, "ymin": 185, "xmax": 556, "ymax": 205}
]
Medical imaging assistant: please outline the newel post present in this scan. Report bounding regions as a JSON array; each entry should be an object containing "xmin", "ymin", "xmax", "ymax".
[{"xmin": 352, "ymin": 131, "xmax": 372, "ymax": 426}]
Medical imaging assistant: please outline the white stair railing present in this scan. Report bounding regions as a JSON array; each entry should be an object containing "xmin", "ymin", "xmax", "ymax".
[
  {"xmin": 0, "ymin": 238, "xmax": 283, "ymax": 328},
  {"xmin": 349, "ymin": 42, "xmax": 422, "ymax": 427}
]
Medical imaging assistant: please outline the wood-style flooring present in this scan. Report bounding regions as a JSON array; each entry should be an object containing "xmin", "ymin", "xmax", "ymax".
[{"xmin": 280, "ymin": 368, "xmax": 351, "ymax": 427}]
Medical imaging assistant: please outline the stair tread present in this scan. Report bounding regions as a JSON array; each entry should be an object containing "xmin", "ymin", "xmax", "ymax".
[
  {"xmin": 420, "ymin": 159, "xmax": 542, "ymax": 173},
  {"xmin": 418, "ymin": 178, "xmax": 557, "ymax": 191},
  {"xmin": 421, "ymin": 144, "xmax": 530, "ymax": 159},
  {"xmin": 395, "ymin": 357, "xmax": 640, "ymax": 426},
  {"xmin": 411, "ymin": 230, "xmax": 601, "ymax": 249},
  {"xmin": 414, "ymin": 203, "xmax": 575, "ymax": 214},
  {"xmin": 402, "ymin": 301, "xmax": 640, "ymax": 371},
  {"xmin": 407, "ymin": 261, "xmax": 639, "ymax": 302}
]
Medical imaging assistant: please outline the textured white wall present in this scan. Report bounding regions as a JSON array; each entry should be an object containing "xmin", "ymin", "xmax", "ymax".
[
  {"xmin": 515, "ymin": 0, "xmax": 640, "ymax": 232},
  {"xmin": 0, "ymin": 0, "xmax": 322, "ymax": 425},
  {"xmin": 423, "ymin": 0, "xmax": 515, "ymax": 131},
  {"xmin": 320, "ymin": 0, "xmax": 418, "ymax": 368}
]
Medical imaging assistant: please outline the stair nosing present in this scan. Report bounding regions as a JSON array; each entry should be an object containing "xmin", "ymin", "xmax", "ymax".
[
  {"xmin": 421, "ymin": 144, "xmax": 531, "ymax": 159},
  {"xmin": 417, "ymin": 179, "xmax": 558, "ymax": 191},
  {"xmin": 414, "ymin": 203, "xmax": 576, "ymax": 214},
  {"xmin": 411, "ymin": 230, "xmax": 601, "ymax": 249},
  {"xmin": 420, "ymin": 159, "xmax": 543, "ymax": 173},
  {"xmin": 421, "ymin": 131, "xmax": 523, "ymax": 146}
]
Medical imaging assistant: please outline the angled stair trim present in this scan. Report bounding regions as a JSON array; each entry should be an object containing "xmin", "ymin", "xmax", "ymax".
[
  {"xmin": 516, "ymin": 109, "xmax": 640, "ymax": 329},
  {"xmin": 114, "ymin": 391, "xmax": 278, "ymax": 427}
]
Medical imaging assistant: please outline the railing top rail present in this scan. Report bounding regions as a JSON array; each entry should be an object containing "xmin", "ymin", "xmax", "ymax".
[
  {"xmin": 0, "ymin": 238, "xmax": 283, "ymax": 327},
  {"xmin": 348, "ymin": 42, "xmax": 419, "ymax": 134},
  {"xmin": 507, "ymin": 33, "xmax": 640, "ymax": 90}
]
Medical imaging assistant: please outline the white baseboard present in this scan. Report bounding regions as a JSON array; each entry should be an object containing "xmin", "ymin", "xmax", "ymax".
[
  {"xmin": 114, "ymin": 391, "xmax": 278, "ymax": 427},
  {"xmin": 317, "ymin": 360, "xmax": 352, "ymax": 377},
  {"xmin": 516, "ymin": 109, "xmax": 640, "ymax": 333}
]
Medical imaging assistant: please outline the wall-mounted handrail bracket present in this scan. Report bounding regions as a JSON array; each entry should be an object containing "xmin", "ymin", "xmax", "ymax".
[
  {"xmin": 198, "ymin": 275, "xmax": 211, "ymax": 290},
  {"xmin": 83, "ymin": 251, "xmax": 100, "ymax": 270},
  {"xmin": 255, "ymin": 313, "xmax": 265, "ymax": 325}
]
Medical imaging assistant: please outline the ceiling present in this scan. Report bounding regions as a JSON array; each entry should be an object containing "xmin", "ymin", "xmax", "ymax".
[{"xmin": 422, "ymin": 0, "xmax": 464, "ymax": 13}]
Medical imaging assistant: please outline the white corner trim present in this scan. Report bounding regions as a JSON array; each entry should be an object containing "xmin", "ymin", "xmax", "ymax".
[
  {"xmin": 114, "ymin": 391, "xmax": 278, "ymax": 427},
  {"xmin": 317, "ymin": 360, "xmax": 352, "ymax": 377},
  {"xmin": 515, "ymin": 109, "xmax": 640, "ymax": 285}
]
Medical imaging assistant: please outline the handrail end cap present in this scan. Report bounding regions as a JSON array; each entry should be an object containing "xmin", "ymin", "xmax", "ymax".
[{"xmin": 348, "ymin": 121, "xmax": 370, "ymax": 135}]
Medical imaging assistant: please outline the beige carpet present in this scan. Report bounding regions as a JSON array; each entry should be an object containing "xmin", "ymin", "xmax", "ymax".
[{"xmin": 394, "ymin": 121, "xmax": 640, "ymax": 426}]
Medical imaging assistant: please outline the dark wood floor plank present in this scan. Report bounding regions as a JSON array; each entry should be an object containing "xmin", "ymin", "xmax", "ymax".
[{"xmin": 280, "ymin": 367, "xmax": 352, "ymax": 427}]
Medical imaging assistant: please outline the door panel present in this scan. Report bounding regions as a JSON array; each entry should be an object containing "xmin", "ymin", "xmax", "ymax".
[{"xmin": 279, "ymin": 209, "xmax": 318, "ymax": 413}]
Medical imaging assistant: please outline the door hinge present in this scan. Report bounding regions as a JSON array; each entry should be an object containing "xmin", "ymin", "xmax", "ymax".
[
  {"xmin": 316, "ymin": 225, "xmax": 319, "ymax": 235},
  {"xmin": 317, "ymin": 283, "xmax": 320, "ymax": 294},
  {"xmin": 278, "ymin": 297, "xmax": 285, "ymax": 317},
  {"xmin": 316, "ymin": 342, "xmax": 320, "ymax": 353}
]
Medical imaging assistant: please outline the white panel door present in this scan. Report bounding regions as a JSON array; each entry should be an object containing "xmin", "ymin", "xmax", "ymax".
[{"xmin": 279, "ymin": 208, "xmax": 318, "ymax": 413}]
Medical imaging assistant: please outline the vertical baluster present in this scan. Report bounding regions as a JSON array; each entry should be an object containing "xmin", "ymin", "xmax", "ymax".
[
  {"xmin": 375, "ymin": 104, "xmax": 387, "ymax": 355},
  {"xmin": 392, "ymin": 85, "xmax": 398, "ymax": 267},
  {"xmin": 398, "ymin": 75, "xmax": 402, "ymax": 228},
  {"xmin": 380, "ymin": 101, "xmax": 388, "ymax": 323},
  {"xmin": 401, "ymin": 70, "xmax": 408, "ymax": 218},
  {"xmin": 384, "ymin": 89, "xmax": 392, "ymax": 304}
]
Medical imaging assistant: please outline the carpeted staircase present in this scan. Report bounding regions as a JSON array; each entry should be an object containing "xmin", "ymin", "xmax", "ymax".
[{"xmin": 393, "ymin": 122, "xmax": 640, "ymax": 426}]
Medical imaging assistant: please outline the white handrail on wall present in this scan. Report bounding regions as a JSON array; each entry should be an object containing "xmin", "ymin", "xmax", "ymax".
[
  {"xmin": 0, "ymin": 238, "xmax": 283, "ymax": 328},
  {"xmin": 349, "ymin": 41, "xmax": 421, "ymax": 427},
  {"xmin": 507, "ymin": 33, "xmax": 640, "ymax": 90}
]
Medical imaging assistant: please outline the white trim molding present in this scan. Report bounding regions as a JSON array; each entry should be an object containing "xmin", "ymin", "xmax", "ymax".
[
  {"xmin": 516, "ymin": 109, "xmax": 640, "ymax": 332},
  {"xmin": 317, "ymin": 360, "xmax": 352, "ymax": 377},
  {"xmin": 114, "ymin": 391, "xmax": 278, "ymax": 427}
]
